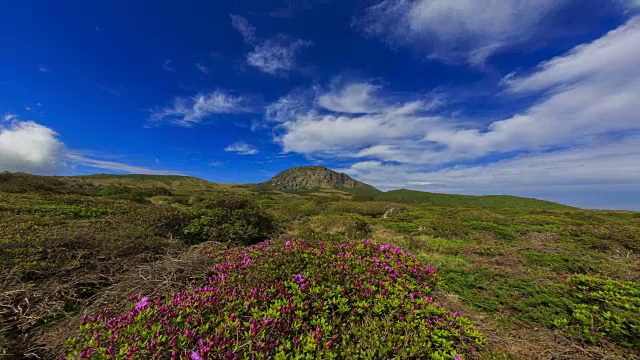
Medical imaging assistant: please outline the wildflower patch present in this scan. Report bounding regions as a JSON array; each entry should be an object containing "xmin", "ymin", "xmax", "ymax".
[{"xmin": 64, "ymin": 240, "xmax": 485, "ymax": 359}]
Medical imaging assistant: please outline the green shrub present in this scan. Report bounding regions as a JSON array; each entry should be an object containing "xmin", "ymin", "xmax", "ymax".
[
  {"xmin": 382, "ymin": 220, "xmax": 420, "ymax": 234},
  {"xmin": 418, "ymin": 218, "xmax": 472, "ymax": 239},
  {"xmin": 468, "ymin": 222, "xmax": 517, "ymax": 241},
  {"xmin": 294, "ymin": 214, "xmax": 371, "ymax": 241},
  {"xmin": 182, "ymin": 193, "xmax": 275, "ymax": 245},
  {"xmin": 521, "ymin": 252, "xmax": 605, "ymax": 275},
  {"xmin": 324, "ymin": 201, "xmax": 390, "ymax": 217},
  {"xmin": 553, "ymin": 275, "xmax": 640, "ymax": 348}
]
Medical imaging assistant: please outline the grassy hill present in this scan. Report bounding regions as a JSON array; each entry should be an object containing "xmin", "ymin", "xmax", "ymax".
[
  {"xmin": 374, "ymin": 189, "xmax": 575, "ymax": 210},
  {"xmin": 61, "ymin": 173, "xmax": 224, "ymax": 192}
]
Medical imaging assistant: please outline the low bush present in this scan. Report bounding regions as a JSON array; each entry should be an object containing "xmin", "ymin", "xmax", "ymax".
[
  {"xmin": 418, "ymin": 218, "xmax": 472, "ymax": 240},
  {"xmin": 553, "ymin": 275, "xmax": 640, "ymax": 348},
  {"xmin": 64, "ymin": 240, "xmax": 485, "ymax": 359},
  {"xmin": 323, "ymin": 201, "xmax": 391, "ymax": 217},
  {"xmin": 183, "ymin": 193, "xmax": 275, "ymax": 246},
  {"xmin": 294, "ymin": 214, "xmax": 371, "ymax": 241}
]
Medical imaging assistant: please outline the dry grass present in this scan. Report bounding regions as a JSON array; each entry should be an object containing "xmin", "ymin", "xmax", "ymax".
[{"xmin": 36, "ymin": 242, "xmax": 215, "ymax": 358}]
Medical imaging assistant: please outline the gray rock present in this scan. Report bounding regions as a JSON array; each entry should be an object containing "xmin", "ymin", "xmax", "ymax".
[{"xmin": 382, "ymin": 207, "xmax": 407, "ymax": 219}]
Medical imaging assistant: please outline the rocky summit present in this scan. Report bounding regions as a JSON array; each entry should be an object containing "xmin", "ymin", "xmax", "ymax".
[{"xmin": 261, "ymin": 166, "xmax": 377, "ymax": 191}]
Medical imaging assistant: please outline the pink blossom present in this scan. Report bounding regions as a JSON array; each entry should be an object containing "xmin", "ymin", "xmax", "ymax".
[
  {"xmin": 135, "ymin": 296, "xmax": 149, "ymax": 311},
  {"xmin": 293, "ymin": 274, "xmax": 306, "ymax": 285}
]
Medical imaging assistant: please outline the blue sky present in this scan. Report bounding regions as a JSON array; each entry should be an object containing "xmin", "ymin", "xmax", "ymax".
[{"xmin": 1, "ymin": 0, "xmax": 639, "ymax": 210}]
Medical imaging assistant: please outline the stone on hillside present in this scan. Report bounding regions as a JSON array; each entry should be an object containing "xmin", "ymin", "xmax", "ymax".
[{"xmin": 382, "ymin": 207, "xmax": 407, "ymax": 218}]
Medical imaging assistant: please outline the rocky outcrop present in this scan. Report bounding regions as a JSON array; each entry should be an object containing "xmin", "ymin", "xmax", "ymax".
[{"xmin": 382, "ymin": 207, "xmax": 407, "ymax": 219}]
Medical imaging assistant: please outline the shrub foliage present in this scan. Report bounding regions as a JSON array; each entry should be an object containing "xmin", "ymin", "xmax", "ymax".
[{"xmin": 64, "ymin": 240, "xmax": 484, "ymax": 359}]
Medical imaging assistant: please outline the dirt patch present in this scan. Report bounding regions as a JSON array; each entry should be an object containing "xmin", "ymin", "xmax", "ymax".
[{"xmin": 522, "ymin": 232, "xmax": 564, "ymax": 253}]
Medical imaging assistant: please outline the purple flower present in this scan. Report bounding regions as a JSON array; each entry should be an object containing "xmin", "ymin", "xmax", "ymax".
[
  {"xmin": 285, "ymin": 241, "xmax": 291, "ymax": 247},
  {"xmin": 191, "ymin": 351, "xmax": 203, "ymax": 360},
  {"xmin": 293, "ymin": 274, "xmax": 306, "ymax": 285},
  {"xmin": 134, "ymin": 296, "xmax": 149, "ymax": 311},
  {"xmin": 454, "ymin": 355, "xmax": 462, "ymax": 360}
]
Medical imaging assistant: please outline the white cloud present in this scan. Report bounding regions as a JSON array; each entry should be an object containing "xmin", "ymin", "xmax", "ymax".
[
  {"xmin": 65, "ymin": 152, "xmax": 175, "ymax": 174},
  {"xmin": 196, "ymin": 63, "xmax": 210, "ymax": 75},
  {"xmin": 268, "ymin": 81, "xmax": 441, "ymax": 158},
  {"xmin": 230, "ymin": 15, "xmax": 256, "ymax": 43},
  {"xmin": 3, "ymin": 114, "xmax": 17, "ymax": 122},
  {"xmin": 247, "ymin": 37, "xmax": 310, "ymax": 75},
  {"xmin": 150, "ymin": 90, "xmax": 249, "ymax": 127},
  {"xmin": 317, "ymin": 82, "xmax": 381, "ymax": 113},
  {"xmin": 0, "ymin": 119, "xmax": 65, "ymax": 173},
  {"xmin": 37, "ymin": 65, "xmax": 49, "ymax": 72},
  {"xmin": 343, "ymin": 138, "xmax": 640, "ymax": 191},
  {"xmin": 0, "ymin": 117, "xmax": 171, "ymax": 175},
  {"xmin": 356, "ymin": 0, "xmax": 566, "ymax": 64},
  {"xmin": 224, "ymin": 142, "xmax": 259, "ymax": 155},
  {"xmin": 162, "ymin": 59, "xmax": 176, "ymax": 72},
  {"xmin": 231, "ymin": 15, "xmax": 310, "ymax": 75},
  {"xmin": 265, "ymin": 88, "xmax": 316, "ymax": 123}
]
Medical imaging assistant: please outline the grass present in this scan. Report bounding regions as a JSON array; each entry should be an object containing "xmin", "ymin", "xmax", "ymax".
[
  {"xmin": 373, "ymin": 189, "xmax": 575, "ymax": 210},
  {"xmin": 0, "ymin": 172, "xmax": 638, "ymax": 359}
]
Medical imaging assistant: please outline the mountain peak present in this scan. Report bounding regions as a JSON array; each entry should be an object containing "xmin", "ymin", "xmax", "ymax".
[{"xmin": 261, "ymin": 166, "xmax": 377, "ymax": 191}]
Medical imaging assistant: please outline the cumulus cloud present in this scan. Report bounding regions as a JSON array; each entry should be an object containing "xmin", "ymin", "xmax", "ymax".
[
  {"xmin": 224, "ymin": 142, "xmax": 259, "ymax": 155},
  {"xmin": 267, "ymin": 81, "xmax": 441, "ymax": 158},
  {"xmin": 0, "ymin": 118, "xmax": 65, "ymax": 173},
  {"xmin": 0, "ymin": 116, "xmax": 171, "ymax": 175},
  {"xmin": 355, "ymin": 0, "xmax": 567, "ymax": 65},
  {"xmin": 150, "ymin": 90, "xmax": 249, "ymax": 127},
  {"xmin": 231, "ymin": 15, "xmax": 310, "ymax": 75}
]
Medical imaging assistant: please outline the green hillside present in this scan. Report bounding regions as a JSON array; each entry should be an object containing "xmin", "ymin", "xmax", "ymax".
[
  {"xmin": 374, "ymin": 189, "xmax": 575, "ymax": 210},
  {"xmin": 62, "ymin": 173, "xmax": 223, "ymax": 192}
]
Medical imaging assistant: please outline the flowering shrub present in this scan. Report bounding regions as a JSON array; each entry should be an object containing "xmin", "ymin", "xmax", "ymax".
[{"xmin": 64, "ymin": 240, "xmax": 485, "ymax": 359}]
